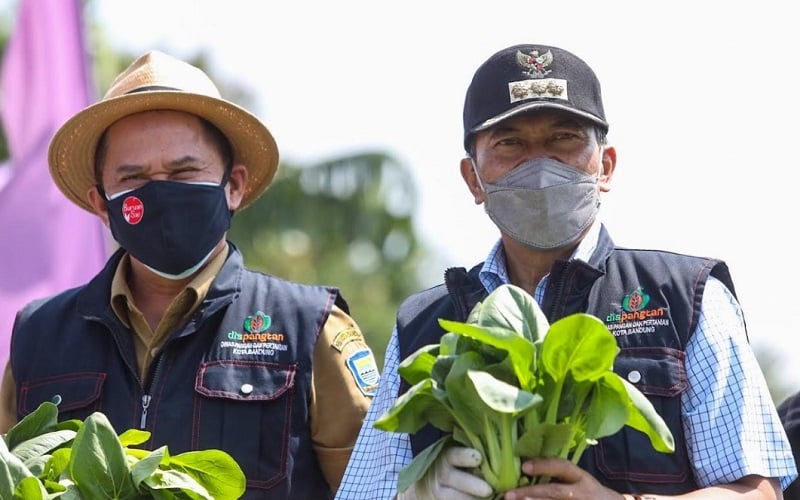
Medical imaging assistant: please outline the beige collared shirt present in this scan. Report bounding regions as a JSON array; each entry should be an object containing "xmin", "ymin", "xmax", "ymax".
[
  {"xmin": 0, "ymin": 248, "xmax": 374, "ymax": 492},
  {"xmin": 110, "ymin": 250, "xmax": 223, "ymax": 379}
]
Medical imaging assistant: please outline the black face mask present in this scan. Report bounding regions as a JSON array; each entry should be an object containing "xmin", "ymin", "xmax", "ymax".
[{"xmin": 105, "ymin": 180, "xmax": 232, "ymax": 279}]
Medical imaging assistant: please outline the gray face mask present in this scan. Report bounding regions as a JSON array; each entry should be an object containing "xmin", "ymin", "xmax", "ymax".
[{"xmin": 475, "ymin": 157, "xmax": 601, "ymax": 250}]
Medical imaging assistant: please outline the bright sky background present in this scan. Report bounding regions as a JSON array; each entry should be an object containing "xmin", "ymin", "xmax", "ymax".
[{"xmin": 4, "ymin": 0, "xmax": 800, "ymax": 389}]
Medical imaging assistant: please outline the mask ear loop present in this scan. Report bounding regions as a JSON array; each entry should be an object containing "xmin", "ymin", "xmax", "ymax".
[
  {"xmin": 220, "ymin": 160, "xmax": 233, "ymax": 187},
  {"xmin": 593, "ymin": 147, "xmax": 604, "ymax": 211},
  {"xmin": 595, "ymin": 146, "xmax": 605, "ymax": 181},
  {"xmin": 220, "ymin": 161, "xmax": 236, "ymax": 216},
  {"xmin": 471, "ymin": 158, "xmax": 487, "ymax": 193}
]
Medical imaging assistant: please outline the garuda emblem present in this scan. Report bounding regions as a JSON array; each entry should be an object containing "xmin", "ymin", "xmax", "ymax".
[{"xmin": 516, "ymin": 49, "xmax": 553, "ymax": 78}]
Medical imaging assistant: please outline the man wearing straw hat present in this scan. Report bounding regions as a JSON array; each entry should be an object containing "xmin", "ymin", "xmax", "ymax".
[{"xmin": 0, "ymin": 51, "xmax": 377, "ymax": 499}]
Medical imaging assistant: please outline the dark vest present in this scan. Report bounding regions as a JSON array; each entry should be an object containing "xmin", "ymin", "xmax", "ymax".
[
  {"xmin": 11, "ymin": 245, "xmax": 344, "ymax": 499},
  {"xmin": 397, "ymin": 227, "xmax": 737, "ymax": 495}
]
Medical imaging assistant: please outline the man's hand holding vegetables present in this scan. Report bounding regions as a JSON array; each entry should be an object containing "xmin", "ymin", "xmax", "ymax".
[
  {"xmin": 335, "ymin": 43, "xmax": 796, "ymax": 500},
  {"xmin": 395, "ymin": 446, "xmax": 493, "ymax": 500}
]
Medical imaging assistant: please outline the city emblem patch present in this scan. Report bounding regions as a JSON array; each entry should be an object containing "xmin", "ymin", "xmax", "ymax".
[{"xmin": 346, "ymin": 349, "xmax": 380, "ymax": 397}]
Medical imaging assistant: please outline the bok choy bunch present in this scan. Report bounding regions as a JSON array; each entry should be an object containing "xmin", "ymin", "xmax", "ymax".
[
  {"xmin": 374, "ymin": 284, "xmax": 674, "ymax": 496},
  {"xmin": 0, "ymin": 401, "xmax": 246, "ymax": 499}
]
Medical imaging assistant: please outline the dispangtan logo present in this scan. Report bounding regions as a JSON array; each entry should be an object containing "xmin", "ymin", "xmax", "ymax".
[
  {"xmin": 224, "ymin": 310, "xmax": 286, "ymax": 344},
  {"xmin": 606, "ymin": 286, "xmax": 669, "ymax": 330},
  {"xmin": 220, "ymin": 309, "xmax": 289, "ymax": 356},
  {"xmin": 244, "ymin": 311, "xmax": 271, "ymax": 333},
  {"xmin": 623, "ymin": 286, "xmax": 649, "ymax": 312}
]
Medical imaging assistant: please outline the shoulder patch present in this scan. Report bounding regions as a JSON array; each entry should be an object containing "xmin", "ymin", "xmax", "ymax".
[
  {"xmin": 332, "ymin": 327, "xmax": 365, "ymax": 352},
  {"xmin": 346, "ymin": 348, "xmax": 380, "ymax": 396}
]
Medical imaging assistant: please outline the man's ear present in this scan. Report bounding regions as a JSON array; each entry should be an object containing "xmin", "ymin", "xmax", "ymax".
[
  {"xmin": 226, "ymin": 163, "xmax": 248, "ymax": 211},
  {"xmin": 460, "ymin": 157, "xmax": 485, "ymax": 205},
  {"xmin": 599, "ymin": 145, "xmax": 617, "ymax": 192},
  {"xmin": 86, "ymin": 186, "xmax": 110, "ymax": 227}
]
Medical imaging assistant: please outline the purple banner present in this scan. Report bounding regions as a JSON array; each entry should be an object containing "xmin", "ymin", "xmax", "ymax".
[{"xmin": 0, "ymin": 0, "xmax": 108, "ymax": 369}]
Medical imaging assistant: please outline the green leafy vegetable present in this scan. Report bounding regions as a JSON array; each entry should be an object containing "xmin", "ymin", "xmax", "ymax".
[
  {"xmin": 0, "ymin": 402, "xmax": 246, "ymax": 499},
  {"xmin": 375, "ymin": 283, "xmax": 675, "ymax": 497}
]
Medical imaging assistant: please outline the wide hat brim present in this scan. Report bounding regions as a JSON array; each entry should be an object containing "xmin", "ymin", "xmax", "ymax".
[{"xmin": 48, "ymin": 88, "xmax": 279, "ymax": 213}]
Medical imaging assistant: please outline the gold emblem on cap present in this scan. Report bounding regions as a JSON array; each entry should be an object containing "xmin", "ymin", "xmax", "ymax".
[{"xmin": 508, "ymin": 78, "xmax": 568, "ymax": 104}]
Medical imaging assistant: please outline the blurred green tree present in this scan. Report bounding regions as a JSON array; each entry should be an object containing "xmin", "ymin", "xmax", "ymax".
[{"xmin": 229, "ymin": 151, "xmax": 425, "ymax": 364}]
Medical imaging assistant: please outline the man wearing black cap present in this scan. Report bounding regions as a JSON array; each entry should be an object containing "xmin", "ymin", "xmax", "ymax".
[{"xmin": 336, "ymin": 44, "xmax": 796, "ymax": 499}]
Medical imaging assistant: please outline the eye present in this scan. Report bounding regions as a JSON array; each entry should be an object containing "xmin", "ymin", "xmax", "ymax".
[
  {"xmin": 494, "ymin": 136, "xmax": 523, "ymax": 148},
  {"xmin": 552, "ymin": 131, "xmax": 582, "ymax": 142},
  {"xmin": 170, "ymin": 167, "xmax": 202, "ymax": 180},
  {"xmin": 118, "ymin": 172, "xmax": 148, "ymax": 184},
  {"xmin": 546, "ymin": 129, "xmax": 593, "ymax": 153},
  {"xmin": 109, "ymin": 175, "xmax": 148, "ymax": 195}
]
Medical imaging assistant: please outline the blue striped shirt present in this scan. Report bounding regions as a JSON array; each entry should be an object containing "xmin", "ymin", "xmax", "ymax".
[{"xmin": 336, "ymin": 225, "xmax": 797, "ymax": 498}]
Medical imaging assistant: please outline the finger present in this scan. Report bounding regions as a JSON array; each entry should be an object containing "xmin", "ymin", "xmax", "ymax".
[
  {"xmin": 521, "ymin": 457, "xmax": 583, "ymax": 483},
  {"xmin": 444, "ymin": 446, "xmax": 483, "ymax": 468},
  {"xmin": 439, "ymin": 467, "xmax": 494, "ymax": 498}
]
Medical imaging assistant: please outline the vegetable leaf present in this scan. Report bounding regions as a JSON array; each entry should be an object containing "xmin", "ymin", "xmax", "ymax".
[
  {"xmin": 169, "ymin": 450, "xmax": 246, "ymax": 500},
  {"xmin": 4, "ymin": 402, "xmax": 59, "ymax": 451},
  {"xmin": 69, "ymin": 411, "xmax": 137, "ymax": 499}
]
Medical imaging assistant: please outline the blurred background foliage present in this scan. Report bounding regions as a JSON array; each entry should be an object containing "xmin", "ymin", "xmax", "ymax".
[
  {"xmin": 229, "ymin": 151, "xmax": 426, "ymax": 365},
  {"xmin": 0, "ymin": 1, "xmax": 795, "ymax": 405}
]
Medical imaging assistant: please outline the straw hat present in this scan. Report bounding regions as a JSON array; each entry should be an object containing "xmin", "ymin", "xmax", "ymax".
[{"xmin": 48, "ymin": 50, "xmax": 279, "ymax": 213}]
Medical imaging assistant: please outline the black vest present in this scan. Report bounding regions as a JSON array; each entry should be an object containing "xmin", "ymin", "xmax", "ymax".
[
  {"xmin": 12, "ymin": 245, "xmax": 344, "ymax": 499},
  {"xmin": 397, "ymin": 227, "xmax": 737, "ymax": 495}
]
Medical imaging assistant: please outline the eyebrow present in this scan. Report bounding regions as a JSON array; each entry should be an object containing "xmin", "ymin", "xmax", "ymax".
[
  {"xmin": 166, "ymin": 155, "xmax": 204, "ymax": 168},
  {"xmin": 112, "ymin": 155, "xmax": 204, "ymax": 174}
]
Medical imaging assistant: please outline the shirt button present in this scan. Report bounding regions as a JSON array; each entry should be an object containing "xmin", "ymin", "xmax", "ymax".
[
  {"xmin": 627, "ymin": 370, "xmax": 642, "ymax": 384},
  {"xmin": 240, "ymin": 383, "xmax": 254, "ymax": 395}
]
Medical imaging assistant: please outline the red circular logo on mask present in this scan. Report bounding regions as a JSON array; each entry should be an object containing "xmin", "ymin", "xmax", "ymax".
[{"xmin": 121, "ymin": 196, "xmax": 144, "ymax": 225}]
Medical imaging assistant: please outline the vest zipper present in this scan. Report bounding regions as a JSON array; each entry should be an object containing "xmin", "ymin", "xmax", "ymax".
[
  {"xmin": 140, "ymin": 354, "xmax": 166, "ymax": 429},
  {"xmin": 140, "ymin": 394, "xmax": 151, "ymax": 428}
]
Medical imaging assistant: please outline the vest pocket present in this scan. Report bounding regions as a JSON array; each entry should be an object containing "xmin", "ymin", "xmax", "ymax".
[
  {"xmin": 18, "ymin": 372, "xmax": 106, "ymax": 419},
  {"xmin": 194, "ymin": 360, "xmax": 296, "ymax": 491},
  {"xmin": 586, "ymin": 347, "xmax": 694, "ymax": 492}
]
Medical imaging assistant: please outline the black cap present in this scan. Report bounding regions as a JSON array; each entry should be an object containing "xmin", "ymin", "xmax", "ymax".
[{"xmin": 463, "ymin": 44, "xmax": 608, "ymax": 150}]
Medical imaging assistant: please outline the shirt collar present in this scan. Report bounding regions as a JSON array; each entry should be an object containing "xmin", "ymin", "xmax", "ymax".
[
  {"xmin": 110, "ymin": 246, "xmax": 229, "ymax": 326},
  {"xmin": 478, "ymin": 218, "xmax": 602, "ymax": 294}
]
